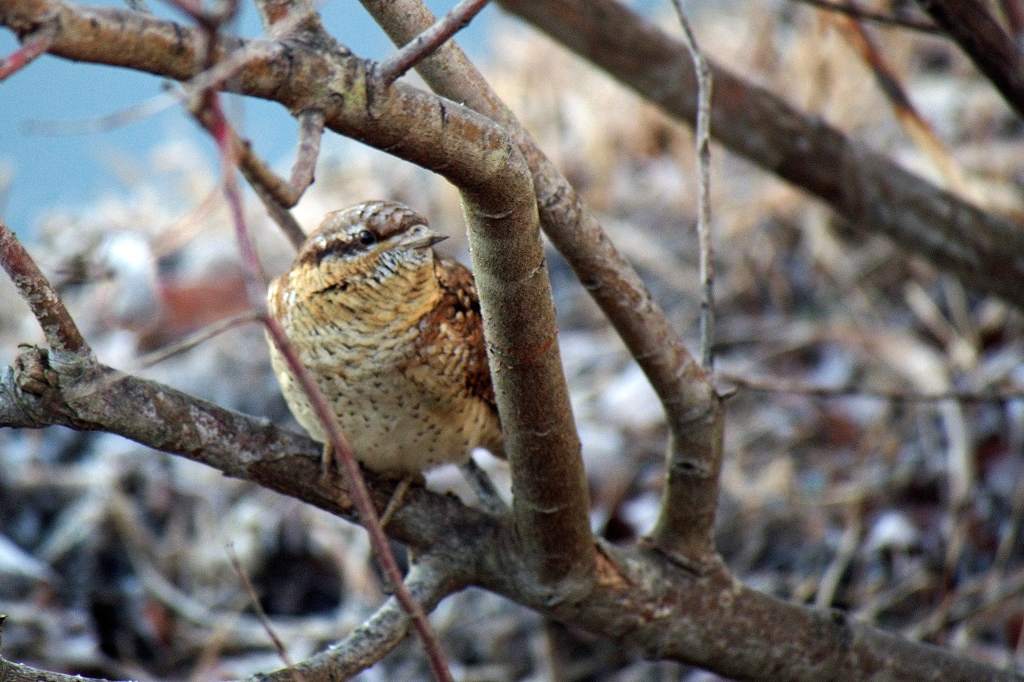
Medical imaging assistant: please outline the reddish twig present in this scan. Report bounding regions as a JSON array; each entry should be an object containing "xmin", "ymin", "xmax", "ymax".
[
  {"xmin": 261, "ymin": 557, "xmax": 457, "ymax": 681},
  {"xmin": 669, "ymin": 0, "xmax": 714, "ymax": 370},
  {"xmin": 0, "ymin": 25, "xmax": 55, "ymax": 80},
  {"xmin": 829, "ymin": 14, "xmax": 968, "ymax": 194},
  {"xmin": 377, "ymin": 0, "xmax": 489, "ymax": 84},
  {"xmin": 0, "ymin": 221, "xmax": 89, "ymax": 355},
  {"xmin": 198, "ymin": 95, "xmax": 452, "ymax": 682},
  {"xmin": 189, "ymin": 103, "xmax": 313, "ymax": 249},
  {"xmin": 790, "ymin": 0, "xmax": 940, "ymax": 33},
  {"xmin": 168, "ymin": 0, "xmax": 239, "ymax": 31}
]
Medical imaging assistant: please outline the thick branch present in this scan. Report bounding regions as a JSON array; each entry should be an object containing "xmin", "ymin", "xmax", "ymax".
[
  {"xmin": 916, "ymin": 0, "xmax": 1024, "ymax": 121},
  {"xmin": 361, "ymin": 0, "xmax": 722, "ymax": 563},
  {"xmin": 498, "ymin": 0, "xmax": 1024, "ymax": 311},
  {"xmin": 0, "ymin": 346, "xmax": 492, "ymax": 553},
  {"xmin": 1, "ymin": 351, "xmax": 1016, "ymax": 680},
  {"xmin": 480, "ymin": 546, "xmax": 1022, "ymax": 682},
  {"xmin": 0, "ymin": 0, "xmax": 592, "ymax": 589}
]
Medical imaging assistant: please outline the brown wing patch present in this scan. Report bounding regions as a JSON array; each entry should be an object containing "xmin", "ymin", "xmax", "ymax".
[{"xmin": 417, "ymin": 257, "xmax": 498, "ymax": 419}]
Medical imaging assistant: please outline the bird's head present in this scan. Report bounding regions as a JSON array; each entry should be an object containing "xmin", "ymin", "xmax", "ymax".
[{"xmin": 293, "ymin": 200, "xmax": 449, "ymax": 291}]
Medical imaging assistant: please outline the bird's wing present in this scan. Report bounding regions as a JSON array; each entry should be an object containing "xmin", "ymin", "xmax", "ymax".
[{"xmin": 414, "ymin": 257, "xmax": 498, "ymax": 419}]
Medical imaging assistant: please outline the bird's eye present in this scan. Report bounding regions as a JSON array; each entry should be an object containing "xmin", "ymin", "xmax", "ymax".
[{"xmin": 357, "ymin": 230, "xmax": 377, "ymax": 246}]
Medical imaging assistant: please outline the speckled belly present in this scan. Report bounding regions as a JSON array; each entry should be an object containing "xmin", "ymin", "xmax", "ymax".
[{"xmin": 268, "ymin": 329, "xmax": 491, "ymax": 476}]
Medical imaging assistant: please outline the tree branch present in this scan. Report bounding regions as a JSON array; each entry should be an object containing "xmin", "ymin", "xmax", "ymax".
[
  {"xmin": 916, "ymin": 0, "xmax": 1024, "ymax": 121},
  {"xmin": 497, "ymin": 0, "xmax": 1024, "ymax": 311},
  {"xmin": 0, "ymin": 23, "xmax": 54, "ymax": 80},
  {"xmin": 789, "ymin": 0, "xmax": 940, "ymax": 34},
  {"xmin": 2, "ymin": 348, "xmax": 1018, "ymax": 680},
  {"xmin": 260, "ymin": 557, "xmax": 460, "ymax": 681},
  {"xmin": 0, "ymin": 221, "xmax": 88, "ymax": 356},
  {"xmin": 361, "ymin": 0, "xmax": 721, "ymax": 565},
  {"xmin": 377, "ymin": 0, "xmax": 489, "ymax": 84},
  {"xmin": 0, "ymin": 0, "xmax": 593, "ymax": 595}
]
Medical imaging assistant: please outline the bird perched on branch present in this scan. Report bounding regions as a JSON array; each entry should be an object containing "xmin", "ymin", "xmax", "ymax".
[{"xmin": 266, "ymin": 200, "xmax": 503, "ymax": 483}]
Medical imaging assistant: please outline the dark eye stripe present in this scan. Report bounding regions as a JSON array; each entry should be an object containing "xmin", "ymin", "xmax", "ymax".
[{"xmin": 313, "ymin": 238, "xmax": 369, "ymax": 265}]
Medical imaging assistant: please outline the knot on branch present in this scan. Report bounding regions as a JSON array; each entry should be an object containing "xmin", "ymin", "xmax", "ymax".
[
  {"xmin": 0, "ymin": 0, "xmax": 58, "ymax": 38},
  {"xmin": 14, "ymin": 344, "xmax": 59, "ymax": 396},
  {"xmin": 2, "ymin": 345, "xmax": 63, "ymax": 426},
  {"xmin": 4, "ymin": 345, "xmax": 94, "ymax": 428}
]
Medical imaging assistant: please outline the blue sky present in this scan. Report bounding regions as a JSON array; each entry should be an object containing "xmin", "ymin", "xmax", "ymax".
[{"xmin": 0, "ymin": 1, "xmax": 498, "ymax": 234}]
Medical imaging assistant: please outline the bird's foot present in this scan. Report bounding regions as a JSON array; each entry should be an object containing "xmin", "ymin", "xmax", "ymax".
[{"xmin": 378, "ymin": 475, "xmax": 416, "ymax": 528}]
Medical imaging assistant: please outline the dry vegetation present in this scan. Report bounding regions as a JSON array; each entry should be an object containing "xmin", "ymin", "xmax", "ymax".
[{"xmin": 2, "ymin": 2, "xmax": 1024, "ymax": 680}]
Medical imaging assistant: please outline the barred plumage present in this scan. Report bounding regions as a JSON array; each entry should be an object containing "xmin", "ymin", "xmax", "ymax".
[{"xmin": 267, "ymin": 201, "xmax": 502, "ymax": 476}]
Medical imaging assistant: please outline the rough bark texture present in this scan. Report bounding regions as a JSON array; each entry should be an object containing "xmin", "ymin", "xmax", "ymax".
[
  {"xmin": 361, "ymin": 0, "xmax": 723, "ymax": 562},
  {"xmin": 0, "ymin": 223, "xmax": 88, "ymax": 355},
  {"xmin": 0, "ymin": 0, "xmax": 594, "ymax": 594},
  {"xmin": 3, "ymin": 0, "xmax": 1023, "ymax": 679},
  {"xmin": 1, "ymin": 346, "xmax": 1018, "ymax": 681}
]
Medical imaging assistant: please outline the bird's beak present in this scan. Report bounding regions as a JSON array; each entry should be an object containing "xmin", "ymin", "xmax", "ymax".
[{"xmin": 402, "ymin": 227, "xmax": 449, "ymax": 249}]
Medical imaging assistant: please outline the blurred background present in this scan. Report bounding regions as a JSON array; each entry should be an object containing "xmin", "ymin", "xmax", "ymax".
[
  {"xmin": 0, "ymin": 0, "xmax": 501, "ymax": 234},
  {"xmin": 2, "ymin": 1, "xmax": 1024, "ymax": 680}
]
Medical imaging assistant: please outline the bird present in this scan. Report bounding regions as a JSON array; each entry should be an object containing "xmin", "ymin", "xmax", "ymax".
[{"xmin": 266, "ymin": 200, "xmax": 503, "ymax": 492}]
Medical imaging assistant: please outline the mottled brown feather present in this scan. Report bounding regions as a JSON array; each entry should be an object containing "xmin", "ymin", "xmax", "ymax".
[
  {"xmin": 268, "ymin": 200, "xmax": 505, "ymax": 472},
  {"xmin": 430, "ymin": 254, "xmax": 497, "ymax": 417}
]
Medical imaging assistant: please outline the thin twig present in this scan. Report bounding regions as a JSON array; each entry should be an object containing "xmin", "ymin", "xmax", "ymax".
[
  {"xmin": 829, "ymin": 13, "xmax": 968, "ymax": 195},
  {"xmin": 789, "ymin": 0, "xmax": 941, "ymax": 34},
  {"xmin": 670, "ymin": 0, "xmax": 714, "ymax": 370},
  {"xmin": 138, "ymin": 310, "xmax": 262, "ymax": 367},
  {"xmin": 815, "ymin": 508, "xmax": 862, "ymax": 609},
  {"xmin": 255, "ymin": 558, "xmax": 457, "ymax": 682},
  {"xmin": 907, "ymin": 568, "xmax": 1024, "ymax": 639},
  {"xmin": 0, "ymin": 221, "xmax": 89, "ymax": 355},
  {"xmin": 0, "ymin": 25, "xmax": 55, "ymax": 80},
  {"xmin": 722, "ymin": 372, "xmax": 1024, "ymax": 403},
  {"xmin": 362, "ymin": 0, "xmax": 720, "ymax": 564},
  {"xmin": 197, "ymin": 94, "xmax": 452, "ymax": 682},
  {"xmin": 225, "ymin": 543, "xmax": 299, "ymax": 676},
  {"xmin": 22, "ymin": 15, "xmax": 295, "ymax": 136},
  {"xmin": 220, "ymin": 108, "xmax": 323, "ymax": 210},
  {"xmin": 169, "ymin": 0, "xmax": 239, "ymax": 30},
  {"xmin": 377, "ymin": 0, "xmax": 489, "ymax": 84},
  {"xmin": 288, "ymin": 109, "xmax": 324, "ymax": 203},
  {"xmin": 189, "ymin": 101, "xmax": 313, "ymax": 249}
]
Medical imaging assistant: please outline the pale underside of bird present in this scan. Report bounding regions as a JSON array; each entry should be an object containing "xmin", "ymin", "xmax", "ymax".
[{"xmin": 266, "ymin": 200, "xmax": 503, "ymax": 477}]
